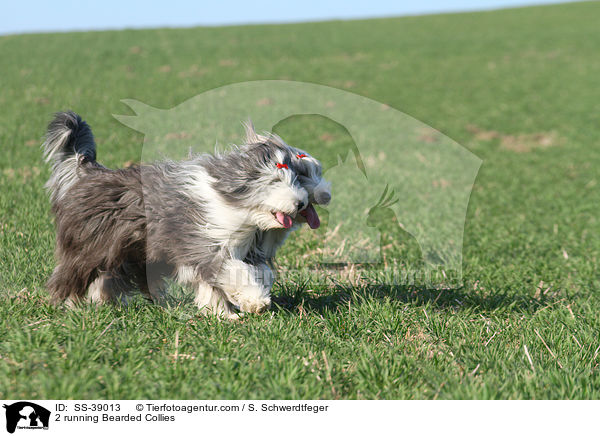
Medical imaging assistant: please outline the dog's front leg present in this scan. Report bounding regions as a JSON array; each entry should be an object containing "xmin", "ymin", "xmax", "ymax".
[
  {"xmin": 194, "ymin": 282, "xmax": 240, "ymax": 320},
  {"xmin": 215, "ymin": 259, "xmax": 273, "ymax": 314},
  {"xmin": 176, "ymin": 265, "xmax": 239, "ymax": 319}
]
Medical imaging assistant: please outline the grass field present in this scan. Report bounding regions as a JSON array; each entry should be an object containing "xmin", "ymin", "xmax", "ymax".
[{"xmin": 1, "ymin": 1, "xmax": 599, "ymax": 399}]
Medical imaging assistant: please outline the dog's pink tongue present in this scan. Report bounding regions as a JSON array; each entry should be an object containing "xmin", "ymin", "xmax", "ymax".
[
  {"xmin": 275, "ymin": 211, "xmax": 293, "ymax": 229},
  {"xmin": 300, "ymin": 203, "xmax": 320, "ymax": 229}
]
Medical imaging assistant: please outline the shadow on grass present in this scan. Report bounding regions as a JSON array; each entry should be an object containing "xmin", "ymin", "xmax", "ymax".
[
  {"xmin": 271, "ymin": 280, "xmax": 569, "ymax": 316},
  {"xmin": 8, "ymin": 276, "xmax": 569, "ymax": 321}
]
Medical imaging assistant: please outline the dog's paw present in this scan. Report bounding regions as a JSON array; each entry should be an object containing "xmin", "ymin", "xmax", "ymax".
[
  {"xmin": 223, "ymin": 311, "xmax": 243, "ymax": 321},
  {"xmin": 237, "ymin": 294, "xmax": 271, "ymax": 314}
]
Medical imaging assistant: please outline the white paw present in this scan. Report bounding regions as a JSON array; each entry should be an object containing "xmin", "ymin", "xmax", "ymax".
[{"xmin": 236, "ymin": 291, "xmax": 271, "ymax": 314}]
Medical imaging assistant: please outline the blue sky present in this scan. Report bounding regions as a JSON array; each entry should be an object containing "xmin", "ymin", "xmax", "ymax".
[{"xmin": 1, "ymin": 0, "xmax": 575, "ymax": 35}]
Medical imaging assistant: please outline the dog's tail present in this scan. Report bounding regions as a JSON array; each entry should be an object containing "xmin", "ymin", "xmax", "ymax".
[{"xmin": 42, "ymin": 111, "xmax": 97, "ymax": 203}]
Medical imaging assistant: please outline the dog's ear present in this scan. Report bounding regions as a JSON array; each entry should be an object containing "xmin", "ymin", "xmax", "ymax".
[
  {"xmin": 242, "ymin": 119, "xmax": 259, "ymax": 144},
  {"xmin": 242, "ymin": 119, "xmax": 273, "ymax": 146}
]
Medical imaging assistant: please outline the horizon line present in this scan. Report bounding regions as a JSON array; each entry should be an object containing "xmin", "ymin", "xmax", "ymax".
[{"xmin": 0, "ymin": 0, "xmax": 581, "ymax": 37}]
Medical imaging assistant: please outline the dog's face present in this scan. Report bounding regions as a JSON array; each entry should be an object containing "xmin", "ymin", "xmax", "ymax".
[
  {"xmin": 206, "ymin": 128, "xmax": 331, "ymax": 232},
  {"xmin": 248, "ymin": 141, "xmax": 331, "ymax": 231}
]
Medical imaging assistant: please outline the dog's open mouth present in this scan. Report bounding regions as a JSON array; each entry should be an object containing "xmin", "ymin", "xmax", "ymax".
[{"xmin": 273, "ymin": 203, "xmax": 320, "ymax": 229}]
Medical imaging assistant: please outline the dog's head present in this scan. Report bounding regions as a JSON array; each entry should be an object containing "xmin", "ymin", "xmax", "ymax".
[{"xmin": 205, "ymin": 124, "xmax": 331, "ymax": 231}]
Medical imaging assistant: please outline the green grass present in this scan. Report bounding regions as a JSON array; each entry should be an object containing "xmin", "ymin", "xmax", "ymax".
[{"xmin": 1, "ymin": 1, "xmax": 600, "ymax": 399}]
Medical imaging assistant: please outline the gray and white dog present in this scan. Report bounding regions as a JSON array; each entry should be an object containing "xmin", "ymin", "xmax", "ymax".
[{"xmin": 43, "ymin": 111, "xmax": 331, "ymax": 319}]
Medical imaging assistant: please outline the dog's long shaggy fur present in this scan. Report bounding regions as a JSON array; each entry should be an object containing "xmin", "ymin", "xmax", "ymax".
[{"xmin": 43, "ymin": 111, "xmax": 331, "ymax": 318}]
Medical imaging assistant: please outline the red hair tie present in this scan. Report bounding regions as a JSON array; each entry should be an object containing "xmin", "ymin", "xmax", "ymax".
[
  {"xmin": 296, "ymin": 153, "xmax": 307, "ymax": 159},
  {"xmin": 276, "ymin": 163, "xmax": 288, "ymax": 169}
]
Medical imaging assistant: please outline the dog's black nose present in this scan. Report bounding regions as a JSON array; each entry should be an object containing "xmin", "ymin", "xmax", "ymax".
[{"xmin": 315, "ymin": 191, "xmax": 331, "ymax": 205}]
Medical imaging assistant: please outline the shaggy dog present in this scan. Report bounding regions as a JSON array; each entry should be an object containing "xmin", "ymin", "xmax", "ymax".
[{"xmin": 43, "ymin": 111, "xmax": 331, "ymax": 319}]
